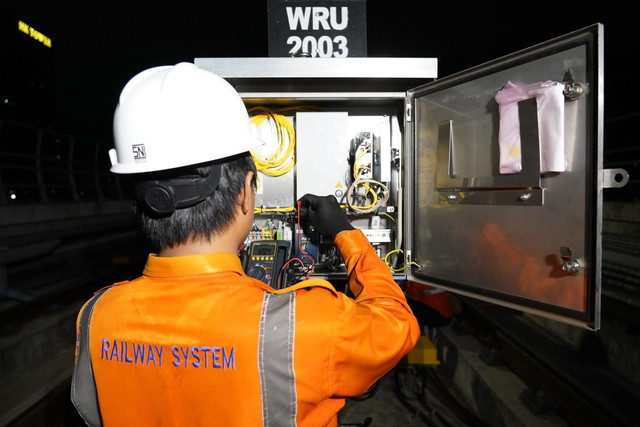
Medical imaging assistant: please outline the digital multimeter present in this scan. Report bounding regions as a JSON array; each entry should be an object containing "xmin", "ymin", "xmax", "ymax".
[{"xmin": 243, "ymin": 240, "xmax": 292, "ymax": 289}]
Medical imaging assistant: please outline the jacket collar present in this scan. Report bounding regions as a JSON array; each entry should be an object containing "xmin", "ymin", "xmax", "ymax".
[{"xmin": 142, "ymin": 252, "xmax": 246, "ymax": 278}]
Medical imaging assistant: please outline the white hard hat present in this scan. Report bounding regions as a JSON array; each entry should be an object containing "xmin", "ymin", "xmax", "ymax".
[{"xmin": 109, "ymin": 62, "xmax": 263, "ymax": 174}]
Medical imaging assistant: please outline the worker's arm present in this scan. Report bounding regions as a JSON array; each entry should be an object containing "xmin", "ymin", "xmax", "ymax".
[
  {"xmin": 298, "ymin": 194, "xmax": 420, "ymax": 397},
  {"xmin": 329, "ymin": 228, "xmax": 420, "ymax": 396}
]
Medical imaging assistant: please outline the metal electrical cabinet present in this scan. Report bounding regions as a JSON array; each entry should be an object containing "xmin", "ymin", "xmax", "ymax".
[{"xmin": 196, "ymin": 24, "xmax": 627, "ymax": 330}]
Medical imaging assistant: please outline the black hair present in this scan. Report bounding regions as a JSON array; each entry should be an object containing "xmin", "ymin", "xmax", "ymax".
[{"xmin": 134, "ymin": 152, "xmax": 257, "ymax": 250}]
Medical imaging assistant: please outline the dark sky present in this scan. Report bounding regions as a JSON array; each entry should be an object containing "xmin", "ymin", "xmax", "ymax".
[{"xmin": 4, "ymin": 3, "xmax": 635, "ymax": 142}]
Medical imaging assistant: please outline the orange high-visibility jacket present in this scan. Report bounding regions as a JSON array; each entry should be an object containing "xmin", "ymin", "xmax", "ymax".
[{"xmin": 72, "ymin": 229, "xmax": 420, "ymax": 426}]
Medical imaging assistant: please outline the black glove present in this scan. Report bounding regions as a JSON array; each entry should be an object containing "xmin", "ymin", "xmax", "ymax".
[{"xmin": 298, "ymin": 194, "xmax": 354, "ymax": 241}]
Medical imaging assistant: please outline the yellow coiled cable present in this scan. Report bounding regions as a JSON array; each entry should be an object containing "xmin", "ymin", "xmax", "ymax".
[{"xmin": 249, "ymin": 107, "xmax": 296, "ymax": 177}]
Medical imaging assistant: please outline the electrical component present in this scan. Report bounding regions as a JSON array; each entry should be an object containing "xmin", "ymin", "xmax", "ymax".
[
  {"xmin": 354, "ymin": 132, "xmax": 373, "ymax": 179},
  {"xmin": 346, "ymin": 130, "xmax": 390, "ymax": 213},
  {"xmin": 295, "ymin": 111, "xmax": 350, "ymax": 201},
  {"xmin": 360, "ymin": 228, "xmax": 392, "ymax": 243},
  {"xmin": 242, "ymin": 240, "xmax": 292, "ymax": 289},
  {"xmin": 249, "ymin": 108, "xmax": 402, "ymax": 277}
]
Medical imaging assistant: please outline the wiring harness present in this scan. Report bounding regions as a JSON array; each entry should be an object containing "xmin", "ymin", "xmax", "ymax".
[
  {"xmin": 249, "ymin": 106, "xmax": 297, "ymax": 179},
  {"xmin": 249, "ymin": 108, "xmax": 415, "ymax": 276},
  {"xmin": 346, "ymin": 133, "xmax": 390, "ymax": 214}
]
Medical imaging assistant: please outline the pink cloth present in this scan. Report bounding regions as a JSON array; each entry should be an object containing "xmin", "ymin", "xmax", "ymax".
[{"xmin": 495, "ymin": 81, "xmax": 566, "ymax": 174}]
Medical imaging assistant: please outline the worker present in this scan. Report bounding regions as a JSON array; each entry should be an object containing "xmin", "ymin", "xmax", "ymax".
[{"xmin": 70, "ymin": 62, "xmax": 420, "ymax": 426}]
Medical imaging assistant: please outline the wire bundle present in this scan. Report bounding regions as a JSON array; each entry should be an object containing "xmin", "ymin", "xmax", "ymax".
[
  {"xmin": 347, "ymin": 142, "xmax": 389, "ymax": 213},
  {"xmin": 276, "ymin": 201, "xmax": 316, "ymax": 288},
  {"xmin": 249, "ymin": 106, "xmax": 296, "ymax": 177}
]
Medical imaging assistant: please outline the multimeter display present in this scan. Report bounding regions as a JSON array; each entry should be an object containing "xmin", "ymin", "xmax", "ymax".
[
  {"xmin": 251, "ymin": 242, "xmax": 276, "ymax": 256},
  {"xmin": 243, "ymin": 240, "xmax": 291, "ymax": 289}
]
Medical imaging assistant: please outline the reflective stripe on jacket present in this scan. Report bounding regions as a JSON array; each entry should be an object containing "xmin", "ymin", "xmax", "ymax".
[{"xmin": 71, "ymin": 229, "xmax": 420, "ymax": 426}]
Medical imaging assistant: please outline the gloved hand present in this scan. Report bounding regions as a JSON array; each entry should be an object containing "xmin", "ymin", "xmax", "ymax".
[{"xmin": 298, "ymin": 194, "xmax": 354, "ymax": 241}]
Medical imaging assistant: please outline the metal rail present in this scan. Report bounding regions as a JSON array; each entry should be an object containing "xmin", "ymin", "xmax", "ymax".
[{"xmin": 455, "ymin": 296, "xmax": 640, "ymax": 426}]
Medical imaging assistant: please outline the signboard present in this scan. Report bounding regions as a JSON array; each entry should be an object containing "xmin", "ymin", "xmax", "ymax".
[
  {"xmin": 267, "ymin": 0, "xmax": 366, "ymax": 57},
  {"xmin": 18, "ymin": 20, "xmax": 52, "ymax": 48}
]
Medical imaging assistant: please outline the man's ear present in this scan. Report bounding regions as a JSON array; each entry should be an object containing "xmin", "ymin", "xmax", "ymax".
[{"xmin": 238, "ymin": 171, "xmax": 254, "ymax": 215}]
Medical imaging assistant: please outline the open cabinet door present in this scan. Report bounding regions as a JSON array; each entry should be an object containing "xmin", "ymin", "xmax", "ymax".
[{"xmin": 404, "ymin": 24, "xmax": 626, "ymax": 330}]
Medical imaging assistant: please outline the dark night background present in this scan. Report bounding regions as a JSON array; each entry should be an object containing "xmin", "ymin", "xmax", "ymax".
[
  {"xmin": 1, "ymin": 3, "xmax": 637, "ymax": 183},
  {"xmin": 1, "ymin": 5, "xmax": 639, "ymax": 425}
]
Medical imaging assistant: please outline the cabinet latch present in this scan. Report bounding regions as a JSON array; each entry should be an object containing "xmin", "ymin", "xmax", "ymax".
[{"xmin": 560, "ymin": 247, "xmax": 581, "ymax": 275}]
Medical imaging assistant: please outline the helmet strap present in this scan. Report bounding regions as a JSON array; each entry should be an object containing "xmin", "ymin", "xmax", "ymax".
[{"xmin": 135, "ymin": 163, "xmax": 222, "ymax": 216}]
